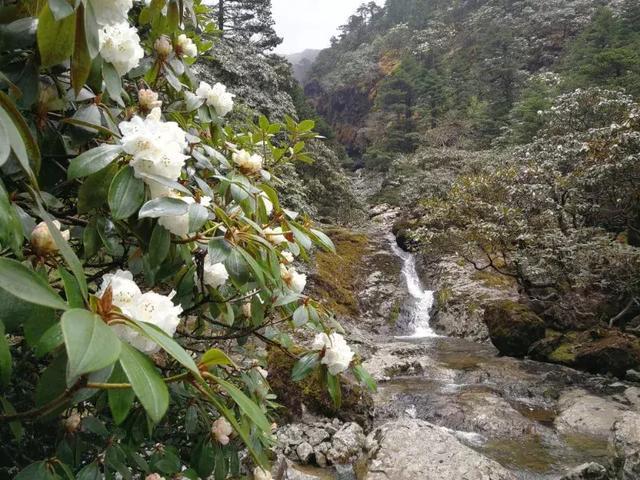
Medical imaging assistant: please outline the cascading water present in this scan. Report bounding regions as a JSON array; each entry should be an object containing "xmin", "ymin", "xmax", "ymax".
[{"xmin": 389, "ymin": 236, "xmax": 439, "ymax": 338}]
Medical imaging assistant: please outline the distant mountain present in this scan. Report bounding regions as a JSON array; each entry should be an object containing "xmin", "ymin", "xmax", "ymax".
[{"xmin": 285, "ymin": 49, "xmax": 322, "ymax": 84}]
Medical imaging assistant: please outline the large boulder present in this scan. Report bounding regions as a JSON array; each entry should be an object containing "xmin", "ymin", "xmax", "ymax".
[
  {"xmin": 559, "ymin": 463, "xmax": 608, "ymax": 480},
  {"xmin": 554, "ymin": 389, "xmax": 627, "ymax": 439},
  {"xmin": 609, "ymin": 411, "xmax": 640, "ymax": 479},
  {"xmin": 365, "ymin": 419, "xmax": 516, "ymax": 480},
  {"xmin": 529, "ymin": 329, "xmax": 640, "ymax": 377},
  {"xmin": 484, "ymin": 300, "xmax": 546, "ymax": 357}
]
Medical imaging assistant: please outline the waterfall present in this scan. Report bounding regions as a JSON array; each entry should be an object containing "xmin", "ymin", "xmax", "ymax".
[{"xmin": 389, "ymin": 237, "xmax": 439, "ymax": 338}]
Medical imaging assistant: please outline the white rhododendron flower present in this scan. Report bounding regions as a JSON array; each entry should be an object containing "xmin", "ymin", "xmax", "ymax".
[
  {"xmin": 30, "ymin": 220, "xmax": 70, "ymax": 256},
  {"xmin": 264, "ymin": 226, "xmax": 287, "ymax": 245},
  {"xmin": 98, "ymin": 270, "xmax": 183, "ymax": 354},
  {"xmin": 158, "ymin": 195, "xmax": 211, "ymax": 237},
  {"xmin": 145, "ymin": 474, "xmax": 165, "ymax": 480},
  {"xmin": 253, "ymin": 467, "xmax": 272, "ymax": 480},
  {"xmin": 195, "ymin": 81, "xmax": 235, "ymax": 117},
  {"xmin": 138, "ymin": 89, "xmax": 162, "ymax": 111},
  {"xmin": 98, "ymin": 270, "xmax": 142, "ymax": 310},
  {"xmin": 119, "ymin": 108, "xmax": 189, "ymax": 183},
  {"xmin": 312, "ymin": 333, "xmax": 354, "ymax": 375},
  {"xmin": 211, "ymin": 417, "xmax": 233, "ymax": 445},
  {"xmin": 99, "ymin": 22, "xmax": 144, "ymax": 76},
  {"xmin": 232, "ymin": 149, "xmax": 263, "ymax": 174},
  {"xmin": 124, "ymin": 291, "xmax": 183, "ymax": 353},
  {"xmin": 201, "ymin": 254, "xmax": 229, "ymax": 288},
  {"xmin": 281, "ymin": 251, "xmax": 294, "ymax": 264},
  {"xmin": 89, "ymin": 0, "xmax": 132, "ymax": 26},
  {"xmin": 176, "ymin": 34, "xmax": 197, "ymax": 57},
  {"xmin": 280, "ymin": 265, "xmax": 306, "ymax": 293}
]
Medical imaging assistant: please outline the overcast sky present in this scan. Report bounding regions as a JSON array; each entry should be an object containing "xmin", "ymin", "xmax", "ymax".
[{"xmin": 272, "ymin": 0, "xmax": 385, "ymax": 55}]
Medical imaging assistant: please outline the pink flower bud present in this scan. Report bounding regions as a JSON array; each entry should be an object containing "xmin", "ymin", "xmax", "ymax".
[{"xmin": 31, "ymin": 220, "xmax": 70, "ymax": 256}]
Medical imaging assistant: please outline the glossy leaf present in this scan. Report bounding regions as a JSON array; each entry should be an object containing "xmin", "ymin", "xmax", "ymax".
[
  {"xmin": 108, "ymin": 363, "xmax": 134, "ymax": 425},
  {"xmin": 199, "ymin": 348, "xmax": 236, "ymax": 368},
  {"xmin": 0, "ymin": 258, "xmax": 68, "ymax": 310},
  {"xmin": 119, "ymin": 343, "xmax": 169, "ymax": 423},
  {"xmin": 109, "ymin": 166, "xmax": 145, "ymax": 219},
  {"xmin": 211, "ymin": 375, "xmax": 271, "ymax": 433},
  {"xmin": 291, "ymin": 352, "xmax": 320, "ymax": 382},
  {"xmin": 61, "ymin": 309, "xmax": 121, "ymax": 379},
  {"xmin": 0, "ymin": 321, "xmax": 11, "ymax": 388},
  {"xmin": 139, "ymin": 197, "xmax": 189, "ymax": 219},
  {"xmin": 37, "ymin": 4, "xmax": 76, "ymax": 67},
  {"xmin": 68, "ymin": 144, "xmax": 122, "ymax": 179}
]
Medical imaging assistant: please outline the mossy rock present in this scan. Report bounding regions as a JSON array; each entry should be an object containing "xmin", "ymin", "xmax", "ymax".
[
  {"xmin": 267, "ymin": 347, "xmax": 374, "ymax": 429},
  {"xmin": 530, "ymin": 329, "xmax": 640, "ymax": 378},
  {"xmin": 484, "ymin": 300, "xmax": 546, "ymax": 357}
]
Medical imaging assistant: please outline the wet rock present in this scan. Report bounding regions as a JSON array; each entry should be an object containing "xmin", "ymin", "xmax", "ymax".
[
  {"xmin": 555, "ymin": 389, "xmax": 627, "ymax": 438},
  {"xmin": 627, "ymin": 369, "xmax": 640, "ymax": 383},
  {"xmin": 484, "ymin": 300, "xmax": 546, "ymax": 357},
  {"xmin": 306, "ymin": 427, "xmax": 330, "ymax": 446},
  {"xmin": 274, "ymin": 456, "xmax": 323, "ymax": 480},
  {"xmin": 609, "ymin": 411, "xmax": 640, "ymax": 479},
  {"xmin": 365, "ymin": 419, "xmax": 516, "ymax": 480},
  {"xmin": 296, "ymin": 442, "xmax": 314, "ymax": 463},
  {"xmin": 335, "ymin": 463, "xmax": 357, "ymax": 480},
  {"xmin": 327, "ymin": 423, "xmax": 366, "ymax": 464},
  {"xmin": 559, "ymin": 462, "xmax": 608, "ymax": 479}
]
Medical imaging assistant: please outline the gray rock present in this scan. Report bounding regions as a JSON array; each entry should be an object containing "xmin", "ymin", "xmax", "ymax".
[
  {"xmin": 609, "ymin": 411, "xmax": 640, "ymax": 479},
  {"xmin": 274, "ymin": 456, "xmax": 323, "ymax": 480},
  {"xmin": 327, "ymin": 423, "xmax": 365, "ymax": 464},
  {"xmin": 365, "ymin": 419, "xmax": 516, "ymax": 480},
  {"xmin": 296, "ymin": 442, "xmax": 314, "ymax": 463},
  {"xmin": 314, "ymin": 451, "xmax": 327, "ymax": 468},
  {"xmin": 279, "ymin": 424, "xmax": 304, "ymax": 446},
  {"xmin": 306, "ymin": 427, "xmax": 330, "ymax": 446},
  {"xmin": 626, "ymin": 369, "xmax": 640, "ymax": 383},
  {"xmin": 335, "ymin": 463, "xmax": 357, "ymax": 480},
  {"xmin": 554, "ymin": 389, "xmax": 627, "ymax": 438},
  {"xmin": 559, "ymin": 462, "xmax": 608, "ymax": 480}
]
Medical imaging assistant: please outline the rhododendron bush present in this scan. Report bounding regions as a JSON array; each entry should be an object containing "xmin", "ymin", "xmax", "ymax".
[{"xmin": 0, "ymin": 1, "xmax": 372, "ymax": 478}]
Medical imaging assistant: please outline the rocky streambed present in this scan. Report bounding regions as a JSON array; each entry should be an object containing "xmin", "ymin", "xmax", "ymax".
[{"xmin": 271, "ymin": 206, "xmax": 640, "ymax": 480}]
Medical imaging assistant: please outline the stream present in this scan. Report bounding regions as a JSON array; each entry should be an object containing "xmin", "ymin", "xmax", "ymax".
[{"xmin": 366, "ymin": 232, "xmax": 636, "ymax": 479}]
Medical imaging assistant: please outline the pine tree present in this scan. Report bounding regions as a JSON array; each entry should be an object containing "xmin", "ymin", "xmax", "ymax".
[{"xmin": 215, "ymin": 0, "xmax": 282, "ymax": 51}]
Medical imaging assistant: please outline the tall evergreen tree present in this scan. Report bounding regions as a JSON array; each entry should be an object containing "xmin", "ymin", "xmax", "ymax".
[{"xmin": 215, "ymin": 0, "xmax": 282, "ymax": 51}]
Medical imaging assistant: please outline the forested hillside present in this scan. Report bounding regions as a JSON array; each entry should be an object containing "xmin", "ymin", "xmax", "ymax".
[{"xmin": 305, "ymin": 0, "xmax": 640, "ymax": 168}]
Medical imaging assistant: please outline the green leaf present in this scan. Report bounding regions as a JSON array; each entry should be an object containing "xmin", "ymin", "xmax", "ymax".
[
  {"xmin": 37, "ymin": 4, "xmax": 76, "ymax": 67},
  {"xmin": 119, "ymin": 343, "xmax": 169, "ymax": 423},
  {"xmin": 58, "ymin": 267, "xmax": 84, "ymax": 308},
  {"xmin": 353, "ymin": 364, "xmax": 377, "ymax": 392},
  {"xmin": 68, "ymin": 144, "xmax": 122, "ymax": 179},
  {"xmin": 34, "ymin": 322, "xmax": 63, "ymax": 358},
  {"xmin": 0, "ymin": 258, "xmax": 68, "ymax": 310},
  {"xmin": 76, "ymin": 461, "xmax": 101, "ymax": 480},
  {"xmin": 310, "ymin": 228, "xmax": 336, "ymax": 253},
  {"xmin": 224, "ymin": 248, "xmax": 248, "ymax": 282},
  {"xmin": 211, "ymin": 375, "xmax": 271, "ymax": 433},
  {"xmin": 0, "ymin": 321, "xmax": 12, "ymax": 388},
  {"xmin": 139, "ymin": 197, "xmax": 189, "ymax": 219},
  {"xmin": 109, "ymin": 166, "xmax": 145, "ymax": 219},
  {"xmin": 0, "ymin": 397, "xmax": 24, "ymax": 441},
  {"xmin": 199, "ymin": 348, "xmax": 236, "ymax": 368},
  {"xmin": 129, "ymin": 320, "xmax": 201, "ymax": 379},
  {"xmin": 0, "ymin": 91, "xmax": 40, "ymax": 183},
  {"xmin": 298, "ymin": 119, "xmax": 315, "ymax": 132},
  {"xmin": 292, "ymin": 306, "xmax": 309, "ymax": 327},
  {"xmin": 78, "ymin": 162, "xmax": 118, "ymax": 213},
  {"xmin": 207, "ymin": 237, "xmax": 232, "ymax": 264},
  {"xmin": 15, "ymin": 461, "xmax": 51, "ymax": 480},
  {"xmin": 71, "ymin": 4, "xmax": 92, "ymax": 95},
  {"xmin": 49, "ymin": 0, "xmax": 75, "ymax": 21},
  {"xmin": 22, "ymin": 306, "xmax": 56, "ymax": 346},
  {"xmin": 61, "ymin": 309, "xmax": 121, "ymax": 379},
  {"xmin": 36, "ymin": 202, "xmax": 88, "ymax": 301},
  {"xmin": 291, "ymin": 353, "xmax": 320, "ymax": 382},
  {"xmin": 83, "ymin": 0, "xmax": 100, "ymax": 58},
  {"xmin": 188, "ymin": 202, "xmax": 209, "ymax": 233},
  {"xmin": 327, "ymin": 370, "xmax": 342, "ymax": 408},
  {"xmin": 108, "ymin": 363, "xmax": 134, "ymax": 425},
  {"xmin": 148, "ymin": 224, "xmax": 171, "ymax": 266},
  {"xmin": 287, "ymin": 221, "xmax": 312, "ymax": 250},
  {"xmin": 103, "ymin": 62, "xmax": 123, "ymax": 105}
]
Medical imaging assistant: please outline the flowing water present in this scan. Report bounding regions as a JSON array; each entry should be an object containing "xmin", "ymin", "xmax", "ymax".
[
  {"xmin": 389, "ymin": 236, "xmax": 439, "ymax": 339},
  {"xmin": 377, "ymin": 236, "xmax": 618, "ymax": 479}
]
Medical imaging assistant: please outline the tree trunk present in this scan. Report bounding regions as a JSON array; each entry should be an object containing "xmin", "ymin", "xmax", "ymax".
[{"xmin": 218, "ymin": 0, "xmax": 224, "ymax": 33}]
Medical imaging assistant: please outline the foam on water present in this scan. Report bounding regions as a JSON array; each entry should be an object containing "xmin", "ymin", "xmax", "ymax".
[{"xmin": 389, "ymin": 236, "xmax": 439, "ymax": 338}]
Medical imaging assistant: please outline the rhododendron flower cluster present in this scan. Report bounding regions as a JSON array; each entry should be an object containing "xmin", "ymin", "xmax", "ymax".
[
  {"xmin": 195, "ymin": 81, "xmax": 235, "ymax": 117},
  {"xmin": 99, "ymin": 22, "xmax": 144, "ymax": 75},
  {"xmin": 312, "ymin": 333, "xmax": 355, "ymax": 375},
  {"xmin": 98, "ymin": 270, "xmax": 183, "ymax": 354}
]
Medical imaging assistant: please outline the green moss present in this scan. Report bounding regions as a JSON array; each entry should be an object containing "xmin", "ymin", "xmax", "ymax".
[
  {"xmin": 388, "ymin": 301, "xmax": 401, "ymax": 325},
  {"xmin": 471, "ymin": 270, "xmax": 516, "ymax": 290},
  {"xmin": 436, "ymin": 286, "xmax": 453, "ymax": 310},
  {"xmin": 311, "ymin": 228, "xmax": 370, "ymax": 317},
  {"xmin": 548, "ymin": 343, "xmax": 577, "ymax": 364}
]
